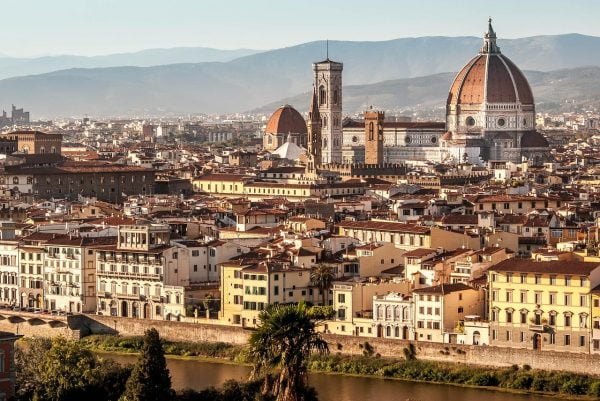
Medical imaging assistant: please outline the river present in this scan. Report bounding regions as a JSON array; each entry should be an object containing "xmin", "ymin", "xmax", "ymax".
[{"xmin": 104, "ymin": 353, "xmax": 562, "ymax": 401}]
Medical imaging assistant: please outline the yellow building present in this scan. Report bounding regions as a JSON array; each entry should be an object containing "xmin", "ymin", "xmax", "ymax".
[
  {"xmin": 192, "ymin": 174, "xmax": 248, "ymax": 196},
  {"xmin": 219, "ymin": 260, "xmax": 321, "ymax": 328},
  {"xmin": 488, "ymin": 259, "xmax": 600, "ymax": 353},
  {"xmin": 337, "ymin": 220, "xmax": 431, "ymax": 251},
  {"xmin": 591, "ymin": 286, "xmax": 600, "ymax": 353}
]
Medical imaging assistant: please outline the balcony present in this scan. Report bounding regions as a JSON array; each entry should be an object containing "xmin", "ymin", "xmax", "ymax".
[
  {"xmin": 529, "ymin": 324, "xmax": 547, "ymax": 332},
  {"xmin": 115, "ymin": 293, "xmax": 142, "ymax": 300}
]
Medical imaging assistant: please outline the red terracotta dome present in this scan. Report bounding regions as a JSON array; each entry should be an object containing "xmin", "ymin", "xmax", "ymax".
[
  {"xmin": 447, "ymin": 21, "xmax": 533, "ymax": 107},
  {"xmin": 265, "ymin": 105, "xmax": 307, "ymax": 134}
]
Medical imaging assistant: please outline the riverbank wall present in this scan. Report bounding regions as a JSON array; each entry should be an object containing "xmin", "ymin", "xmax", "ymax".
[{"xmin": 2, "ymin": 310, "xmax": 600, "ymax": 375}]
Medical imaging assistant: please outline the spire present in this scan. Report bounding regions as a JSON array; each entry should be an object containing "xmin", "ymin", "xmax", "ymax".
[{"xmin": 480, "ymin": 17, "xmax": 500, "ymax": 54}]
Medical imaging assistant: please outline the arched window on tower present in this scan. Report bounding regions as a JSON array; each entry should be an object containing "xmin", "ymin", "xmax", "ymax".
[
  {"xmin": 322, "ymin": 116, "xmax": 328, "ymax": 128},
  {"xmin": 333, "ymin": 89, "xmax": 338, "ymax": 105},
  {"xmin": 369, "ymin": 122, "xmax": 374, "ymax": 141},
  {"xmin": 319, "ymin": 85, "xmax": 326, "ymax": 106}
]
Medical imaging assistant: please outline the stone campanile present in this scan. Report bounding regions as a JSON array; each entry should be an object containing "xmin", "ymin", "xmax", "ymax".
[
  {"xmin": 312, "ymin": 58, "xmax": 343, "ymax": 164},
  {"xmin": 364, "ymin": 109, "xmax": 384, "ymax": 164}
]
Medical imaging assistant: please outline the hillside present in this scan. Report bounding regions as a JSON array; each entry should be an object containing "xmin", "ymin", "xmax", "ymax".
[{"xmin": 1, "ymin": 34, "xmax": 600, "ymax": 117}]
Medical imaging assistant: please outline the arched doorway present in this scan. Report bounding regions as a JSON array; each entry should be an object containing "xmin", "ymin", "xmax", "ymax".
[
  {"xmin": 533, "ymin": 333, "xmax": 542, "ymax": 350},
  {"xmin": 377, "ymin": 325, "xmax": 383, "ymax": 338},
  {"xmin": 132, "ymin": 302, "xmax": 139, "ymax": 318},
  {"xmin": 473, "ymin": 331, "xmax": 480, "ymax": 345},
  {"xmin": 121, "ymin": 301, "xmax": 128, "ymax": 317},
  {"xmin": 36, "ymin": 294, "xmax": 42, "ymax": 308},
  {"xmin": 143, "ymin": 303, "xmax": 149, "ymax": 319},
  {"xmin": 403, "ymin": 326, "xmax": 409, "ymax": 340}
]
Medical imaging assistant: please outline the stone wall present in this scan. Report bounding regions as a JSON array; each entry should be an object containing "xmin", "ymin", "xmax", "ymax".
[
  {"xmin": 70, "ymin": 314, "xmax": 250, "ymax": 345},
  {"xmin": 0, "ymin": 310, "xmax": 79, "ymax": 339},
  {"xmin": 324, "ymin": 334, "xmax": 600, "ymax": 375},
  {"xmin": 5, "ymin": 311, "xmax": 600, "ymax": 375}
]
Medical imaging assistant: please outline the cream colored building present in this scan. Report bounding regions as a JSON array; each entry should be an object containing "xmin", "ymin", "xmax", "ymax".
[
  {"xmin": 488, "ymin": 259, "xmax": 600, "ymax": 353},
  {"xmin": 95, "ymin": 224, "xmax": 185, "ymax": 320},
  {"xmin": 413, "ymin": 283, "xmax": 485, "ymax": 343},
  {"xmin": 330, "ymin": 278, "xmax": 412, "ymax": 336}
]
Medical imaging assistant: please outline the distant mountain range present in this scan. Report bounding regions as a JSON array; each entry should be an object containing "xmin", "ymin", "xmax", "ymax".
[
  {"xmin": 2, "ymin": 34, "xmax": 600, "ymax": 117},
  {"xmin": 256, "ymin": 67, "xmax": 600, "ymax": 116},
  {"xmin": 0, "ymin": 47, "xmax": 261, "ymax": 80}
]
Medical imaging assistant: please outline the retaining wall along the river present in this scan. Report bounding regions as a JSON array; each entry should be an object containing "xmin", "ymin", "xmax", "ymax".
[{"xmin": 2, "ymin": 311, "xmax": 600, "ymax": 375}]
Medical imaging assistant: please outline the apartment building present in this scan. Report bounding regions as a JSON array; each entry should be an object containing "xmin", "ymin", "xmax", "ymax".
[
  {"xmin": 172, "ymin": 239, "xmax": 249, "ymax": 283},
  {"xmin": 43, "ymin": 236, "xmax": 110, "ymax": 313},
  {"xmin": 220, "ymin": 260, "xmax": 320, "ymax": 328},
  {"xmin": 95, "ymin": 224, "xmax": 185, "ymax": 320},
  {"xmin": 413, "ymin": 283, "xmax": 485, "ymax": 343},
  {"xmin": 331, "ymin": 278, "xmax": 412, "ymax": 336},
  {"xmin": 337, "ymin": 221, "xmax": 431, "ymax": 251},
  {"xmin": 488, "ymin": 259, "xmax": 600, "ymax": 353}
]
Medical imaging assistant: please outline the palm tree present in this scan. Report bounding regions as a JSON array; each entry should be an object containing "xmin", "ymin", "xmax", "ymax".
[
  {"xmin": 248, "ymin": 302, "xmax": 333, "ymax": 401},
  {"xmin": 310, "ymin": 264, "xmax": 336, "ymax": 306}
]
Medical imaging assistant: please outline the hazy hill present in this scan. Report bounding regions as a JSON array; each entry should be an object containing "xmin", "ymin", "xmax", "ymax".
[
  {"xmin": 258, "ymin": 67, "xmax": 600, "ymax": 115},
  {"xmin": 0, "ymin": 47, "xmax": 261, "ymax": 79},
  {"xmin": 2, "ymin": 34, "xmax": 600, "ymax": 116}
]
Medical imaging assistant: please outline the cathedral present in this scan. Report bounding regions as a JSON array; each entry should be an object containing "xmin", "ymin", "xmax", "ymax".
[
  {"xmin": 263, "ymin": 19, "xmax": 550, "ymax": 178},
  {"xmin": 441, "ymin": 18, "xmax": 549, "ymax": 165}
]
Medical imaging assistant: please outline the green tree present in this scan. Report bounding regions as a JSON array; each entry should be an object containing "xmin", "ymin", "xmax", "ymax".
[
  {"xmin": 15, "ymin": 337, "xmax": 130, "ymax": 401},
  {"xmin": 249, "ymin": 302, "xmax": 333, "ymax": 401},
  {"xmin": 120, "ymin": 328, "xmax": 174, "ymax": 401},
  {"xmin": 310, "ymin": 264, "xmax": 335, "ymax": 306}
]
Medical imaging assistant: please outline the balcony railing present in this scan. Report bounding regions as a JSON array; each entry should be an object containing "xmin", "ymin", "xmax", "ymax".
[{"xmin": 529, "ymin": 324, "xmax": 547, "ymax": 332}]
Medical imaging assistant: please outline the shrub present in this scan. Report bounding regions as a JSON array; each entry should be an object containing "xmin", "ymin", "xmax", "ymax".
[
  {"xmin": 589, "ymin": 381, "xmax": 600, "ymax": 397},
  {"xmin": 469, "ymin": 372, "xmax": 499, "ymax": 387}
]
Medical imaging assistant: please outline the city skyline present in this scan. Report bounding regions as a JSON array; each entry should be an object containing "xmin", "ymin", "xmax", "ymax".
[{"xmin": 4, "ymin": 0, "xmax": 600, "ymax": 57}]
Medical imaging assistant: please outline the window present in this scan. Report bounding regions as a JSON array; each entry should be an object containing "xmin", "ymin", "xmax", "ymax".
[
  {"xmin": 520, "ymin": 311, "xmax": 527, "ymax": 324},
  {"xmin": 534, "ymin": 275, "xmax": 541, "ymax": 284},
  {"xmin": 580, "ymin": 295, "xmax": 587, "ymax": 307},
  {"xmin": 338, "ymin": 309, "xmax": 346, "ymax": 320},
  {"xmin": 564, "ymin": 293, "xmax": 572, "ymax": 306},
  {"xmin": 506, "ymin": 310, "xmax": 513, "ymax": 323},
  {"xmin": 580, "ymin": 336, "xmax": 586, "ymax": 347},
  {"xmin": 564, "ymin": 314, "xmax": 571, "ymax": 327},
  {"xmin": 549, "ymin": 333, "xmax": 556, "ymax": 344},
  {"xmin": 564, "ymin": 335, "xmax": 571, "ymax": 346},
  {"xmin": 549, "ymin": 275, "xmax": 556, "ymax": 285},
  {"xmin": 565, "ymin": 276, "xmax": 571, "ymax": 286},
  {"xmin": 549, "ymin": 314, "xmax": 556, "ymax": 326},
  {"xmin": 458, "ymin": 307, "xmax": 464, "ymax": 314},
  {"xmin": 338, "ymin": 294, "xmax": 345, "ymax": 303}
]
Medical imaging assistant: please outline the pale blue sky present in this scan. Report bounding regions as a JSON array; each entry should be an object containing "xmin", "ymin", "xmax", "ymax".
[{"xmin": 5, "ymin": 0, "xmax": 599, "ymax": 57}]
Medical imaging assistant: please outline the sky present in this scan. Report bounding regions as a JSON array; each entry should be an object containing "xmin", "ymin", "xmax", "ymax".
[{"xmin": 5, "ymin": 0, "xmax": 600, "ymax": 57}]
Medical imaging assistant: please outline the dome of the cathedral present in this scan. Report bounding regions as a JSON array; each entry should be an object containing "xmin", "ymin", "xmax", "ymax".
[
  {"xmin": 265, "ymin": 105, "xmax": 307, "ymax": 135},
  {"xmin": 520, "ymin": 131, "xmax": 549, "ymax": 148},
  {"xmin": 446, "ymin": 22, "xmax": 533, "ymax": 107}
]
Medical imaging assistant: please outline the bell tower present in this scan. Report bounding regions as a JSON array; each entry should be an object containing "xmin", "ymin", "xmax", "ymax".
[
  {"xmin": 364, "ymin": 109, "xmax": 384, "ymax": 164},
  {"xmin": 313, "ymin": 56, "xmax": 343, "ymax": 164}
]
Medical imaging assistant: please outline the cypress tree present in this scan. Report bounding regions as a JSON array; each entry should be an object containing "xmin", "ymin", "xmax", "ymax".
[{"xmin": 120, "ymin": 328, "xmax": 174, "ymax": 401}]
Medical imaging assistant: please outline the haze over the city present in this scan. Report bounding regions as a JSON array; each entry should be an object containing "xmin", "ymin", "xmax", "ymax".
[{"xmin": 3, "ymin": 0, "xmax": 600, "ymax": 57}]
